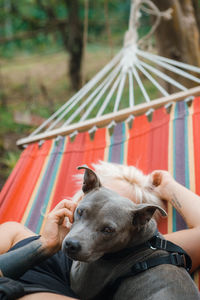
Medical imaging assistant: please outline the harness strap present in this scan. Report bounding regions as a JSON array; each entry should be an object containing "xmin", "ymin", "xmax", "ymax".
[
  {"xmin": 148, "ymin": 236, "xmax": 192, "ymax": 271},
  {"xmin": 95, "ymin": 236, "xmax": 192, "ymax": 300},
  {"xmin": 95, "ymin": 252, "xmax": 188, "ymax": 300},
  {"xmin": 129, "ymin": 252, "xmax": 186, "ymax": 276}
]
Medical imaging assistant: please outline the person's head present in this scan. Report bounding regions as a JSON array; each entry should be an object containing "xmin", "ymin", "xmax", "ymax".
[{"xmin": 72, "ymin": 161, "xmax": 164, "ymax": 215}]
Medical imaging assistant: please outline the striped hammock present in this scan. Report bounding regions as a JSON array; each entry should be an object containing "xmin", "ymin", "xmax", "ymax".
[
  {"xmin": 1, "ymin": 96, "xmax": 200, "ymax": 232},
  {"xmin": 1, "ymin": 95, "xmax": 200, "ymax": 284},
  {"xmin": 1, "ymin": 94, "xmax": 200, "ymax": 287}
]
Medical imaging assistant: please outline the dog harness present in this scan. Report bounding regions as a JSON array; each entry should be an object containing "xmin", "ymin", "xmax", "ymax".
[{"xmin": 96, "ymin": 235, "xmax": 192, "ymax": 300}]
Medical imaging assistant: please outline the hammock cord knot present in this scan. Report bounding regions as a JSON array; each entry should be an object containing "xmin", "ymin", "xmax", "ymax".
[{"xmin": 124, "ymin": 0, "xmax": 173, "ymax": 49}]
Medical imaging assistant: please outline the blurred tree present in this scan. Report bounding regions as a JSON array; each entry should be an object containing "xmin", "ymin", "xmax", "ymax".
[
  {"xmin": 0, "ymin": 0, "xmax": 84, "ymax": 90},
  {"xmin": 0, "ymin": 0, "xmax": 130, "ymax": 91},
  {"xmin": 152, "ymin": 0, "xmax": 200, "ymax": 92},
  {"xmin": 35, "ymin": 0, "xmax": 83, "ymax": 90},
  {"xmin": 3, "ymin": 0, "xmax": 200, "ymax": 94}
]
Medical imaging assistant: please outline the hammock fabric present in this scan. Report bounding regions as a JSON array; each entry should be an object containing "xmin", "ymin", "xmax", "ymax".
[{"xmin": 1, "ymin": 96, "xmax": 200, "ymax": 287}]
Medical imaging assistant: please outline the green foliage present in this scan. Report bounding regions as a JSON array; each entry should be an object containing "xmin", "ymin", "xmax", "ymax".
[
  {"xmin": 0, "ymin": 151, "xmax": 20, "ymax": 170},
  {"xmin": 0, "ymin": 106, "xmax": 32, "ymax": 135},
  {"xmin": 0, "ymin": 0, "xmax": 151, "ymax": 58}
]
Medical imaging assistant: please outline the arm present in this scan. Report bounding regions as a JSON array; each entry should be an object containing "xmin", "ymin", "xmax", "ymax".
[
  {"xmin": 150, "ymin": 171, "xmax": 200, "ymax": 228},
  {"xmin": 0, "ymin": 199, "xmax": 77, "ymax": 279},
  {"xmin": 0, "ymin": 222, "xmax": 36, "ymax": 255},
  {"xmin": 150, "ymin": 171, "xmax": 200, "ymax": 272}
]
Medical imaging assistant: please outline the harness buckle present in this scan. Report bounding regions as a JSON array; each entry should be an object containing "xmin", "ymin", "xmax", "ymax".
[
  {"xmin": 171, "ymin": 253, "xmax": 185, "ymax": 267},
  {"xmin": 131, "ymin": 261, "xmax": 148, "ymax": 274},
  {"xmin": 150, "ymin": 236, "xmax": 168, "ymax": 250}
]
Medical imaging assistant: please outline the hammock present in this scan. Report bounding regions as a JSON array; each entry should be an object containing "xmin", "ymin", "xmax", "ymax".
[{"xmin": 1, "ymin": 0, "xmax": 200, "ymax": 289}]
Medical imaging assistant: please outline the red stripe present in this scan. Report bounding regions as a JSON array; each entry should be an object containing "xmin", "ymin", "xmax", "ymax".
[
  {"xmin": 50, "ymin": 133, "xmax": 86, "ymax": 209},
  {"xmin": 149, "ymin": 107, "xmax": 169, "ymax": 234},
  {"xmin": 193, "ymin": 97, "xmax": 200, "ymax": 196},
  {"xmin": 127, "ymin": 107, "xmax": 169, "ymax": 234},
  {"xmin": 127, "ymin": 114, "xmax": 150, "ymax": 173},
  {"xmin": 147, "ymin": 107, "xmax": 170, "ymax": 173},
  {"xmin": 0, "ymin": 140, "xmax": 52, "ymax": 223},
  {"xmin": 50, "ymin": 128, "xmax": 107, "ymax": 209},
  {"xmin": 82, "ymin": 128, "xmax": 107, "ymax": 167},
  {"xmin": 0, "ymin": 148, "xmax": 29, "ymax": 203}
]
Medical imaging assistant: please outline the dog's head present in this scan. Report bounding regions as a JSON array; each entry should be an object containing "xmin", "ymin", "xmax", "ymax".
[{"xmin": 62, "ymin": 166, "xmax": 166, "ymax": 262}]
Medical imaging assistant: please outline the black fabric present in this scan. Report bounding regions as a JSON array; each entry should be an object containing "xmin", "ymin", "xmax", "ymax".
[
  {"xmin": 0, "ymin": 236, "xmax": 78, "ymax": 299},
  {"xmin": 0, "ymin": 277, "xmax": 67, "ymax": 300},
  {"xmin": 0, "ymin": 277, "xmax": 24, "ymax": 300}
]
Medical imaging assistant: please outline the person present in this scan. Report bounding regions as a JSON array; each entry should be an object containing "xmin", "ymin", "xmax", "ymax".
[
  {"xmin": 0, "ymin": 170, "xmax": 200, "ymax": 299},
  {"xmin": 0, "ymin": 199, "xmax": 78, "ymax": 299},
  {"xmin": 150, "ymin": 170, "xmax": 200, "ymax": 273}
]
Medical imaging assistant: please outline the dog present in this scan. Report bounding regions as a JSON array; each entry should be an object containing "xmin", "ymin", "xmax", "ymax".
[{"xmin": 62, "ymin": 166, "xmax": 200, "ymax": 300}]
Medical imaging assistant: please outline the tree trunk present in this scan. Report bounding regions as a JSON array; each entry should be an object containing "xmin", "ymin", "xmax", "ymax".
[
  {"xmin": 36, "ymin": 0, "xmax": 83, "ymax": 91},
  {"xmin": 65, "ymin": 0, "xmax": 83, "ymax": 91},
  {"xmin": 152, "ymin": 0, "xmax": 200, "ymax": 93}
]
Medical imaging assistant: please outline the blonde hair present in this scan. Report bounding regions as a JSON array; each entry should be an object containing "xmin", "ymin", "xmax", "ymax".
[{"xmin": 72, "ymin": 161, "xmax": 164, "ymax": 213}]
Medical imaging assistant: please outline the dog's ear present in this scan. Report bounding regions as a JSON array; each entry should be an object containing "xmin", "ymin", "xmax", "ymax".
[
  {"xmin": 132, "ymin": 204, "xmax": 167, "ymax": 230},
  {"xmin": 77, "ymin": 165, "xmax": 102, "ymax": 193}
]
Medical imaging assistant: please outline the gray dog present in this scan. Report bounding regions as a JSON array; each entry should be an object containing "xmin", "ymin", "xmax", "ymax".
[{"xmin": 62, "ymin": 166, "xmax": 200, "ymax": 300}]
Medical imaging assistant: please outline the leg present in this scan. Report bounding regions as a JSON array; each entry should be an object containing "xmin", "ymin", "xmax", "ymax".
[{"xmin": 19, "ymin": 292, "xmax": 78, "ymax": 299}]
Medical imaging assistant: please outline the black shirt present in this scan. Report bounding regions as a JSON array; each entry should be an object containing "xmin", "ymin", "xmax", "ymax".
[{"xmin": 8, "ymin": 235, "xmax": 77, "ymax": 298}]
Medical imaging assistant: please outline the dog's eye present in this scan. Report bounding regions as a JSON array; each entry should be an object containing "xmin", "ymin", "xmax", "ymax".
[
  {"xmin": 76, "ymin": 208, "xmax": 83, "ymax": 217},
  {"xmin": 101, "ymin": 227, "xmax": 114, "ymax": 234}
]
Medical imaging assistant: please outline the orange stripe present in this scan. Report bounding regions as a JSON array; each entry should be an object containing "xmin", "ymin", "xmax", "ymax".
[
  {"xmin": 49, "ymin": 132, "xmax": 86, "ymax": 209},
  {"xmin": 127, "ymin": 114, "xmax": 150, "ymax": 173},
  {"xmin": 0, "ymin": 140, "xmax": 53, "ymax": 223},
  {"xmin": 21, "ymin": 140, "xmax": 55, "ymax": 225}
]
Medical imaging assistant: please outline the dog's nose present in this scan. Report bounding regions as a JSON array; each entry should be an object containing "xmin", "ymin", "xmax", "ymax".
[{"xmin": 64, "ymin": 239, "xmax": 81, "ymax": 254}]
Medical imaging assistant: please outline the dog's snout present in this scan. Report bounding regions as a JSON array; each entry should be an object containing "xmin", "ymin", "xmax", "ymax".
[{"xmin": 64, "ymin": 239, "xmax": 81, "ymax": 254}]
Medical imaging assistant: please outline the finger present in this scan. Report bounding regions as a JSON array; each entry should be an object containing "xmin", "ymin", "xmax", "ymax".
[
  {"xmin": 52, "ymin": 199, "xmax": 77, "ymax": 213},
  {"xmin": 49, "ymin": 207, "xmax": 74, "ymax": 224},
  {"xmin": 63, "ymin": 217, "xmax": 72, "ymax": 230}
]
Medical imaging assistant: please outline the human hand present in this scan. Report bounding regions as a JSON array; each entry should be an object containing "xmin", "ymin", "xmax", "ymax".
[
  {"xmin": 149, "ymin": 170, "xmax": 175, "ymax": 201},
  {"xmin": 40, "ymin": 199, "xmax": 77, "ymax": 254}
]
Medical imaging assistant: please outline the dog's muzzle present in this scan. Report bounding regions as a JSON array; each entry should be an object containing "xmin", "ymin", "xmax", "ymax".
[{"xmin": 62, "ymin": 238, "xmax": 82, "ymax": 256}]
